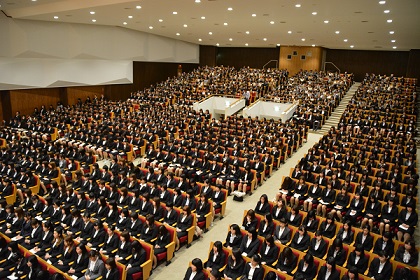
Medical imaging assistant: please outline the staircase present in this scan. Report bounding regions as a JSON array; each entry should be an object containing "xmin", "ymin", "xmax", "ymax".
[{"xmin": 314, "ymin": 82, "xmax": 361, "ymax": 135}]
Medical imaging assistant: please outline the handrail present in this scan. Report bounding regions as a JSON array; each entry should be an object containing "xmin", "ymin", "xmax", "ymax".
[
  {"xmin": 323, "ymin": 62, "xmax": 340, "ymax": 74},
  {"xmin": 263, "ymin": 60, "xmax": 279, "ymax": 69}
]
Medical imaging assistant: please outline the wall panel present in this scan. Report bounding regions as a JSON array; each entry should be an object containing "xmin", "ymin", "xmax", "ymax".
[
  {"xmin": 279, "ymin": 46, "xmax": 323, "ymax": 76},
  {"xmin": 10, "ymin": 88, "xmax": 60, "ymax": 117},
  {"xmin": 325, "ymin": 49, "xmax": 409, "ymax": 81},
  {"xmin": 66, "ymin": 86, "xmax": 105, "ymax": 105},
  {"xmin": 216, "ymin": 47, "xmax": 279, "ymax": 69},
  {"xmin": 406, "ymin": 49, "xmax": 420, "ymax": 81},
  {"xmin": 200, "ymin": 45, "xmax": 217, "ymax": 67}
]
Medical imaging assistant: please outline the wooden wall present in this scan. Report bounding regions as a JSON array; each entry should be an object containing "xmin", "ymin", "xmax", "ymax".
[
  {"xmin": 66, "ymin": 86, "xmax": 104, "ymax": 106},
  {"xmin": 9, "ymin": 88, "xmax": 61, "ymax": 117},
  {"xmin": 279, "ymin": 46, "xmax": 323, "ymax": 76},
  {"xmin": 200, "ymin": 45, "xmax": 217, "ymax": 66},
  {"xmin": 216, "ymin": 47, "xmax": 279, "ymax": 69},
  {"xmin": 325, "ymin": 49, "xmax": 409, "ymax": 81},
  {"xmin": 406, "ymin": 49, "xmax": 420, "ymax": 81}
]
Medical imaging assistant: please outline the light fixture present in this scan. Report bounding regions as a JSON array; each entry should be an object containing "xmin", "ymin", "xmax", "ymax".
[
  {"xmin": 149, "ymin": 26, "xmax": 153, "ymax": 29},
  {"xmin": 227, "ymin": 7, "xmax": 233, "ymax": 11},
  {"xmin": 350, "ymin": 45, "xmax": 354, "ymax": 48},
  {"xmin": 229, "ymin": 38, "xmax": 233, "ymax": 41},
  {"xmin": 173, "ymin": 11, "xmax": 178, "ymax": 15},
  {"xmin": 90, "ymin": 11, "xmax": 95, "ymax": 15},
  {"xmin": 379, "ymin": 1, "xmax": 386, "ymax": 4},
  {"xmin": 245, "ymin": 31, "xmax": 250, "ymax": 34},
  {"xmin": 312, "ymin": 12, "xmax": 317, "ymax": 15},
  {"xmin": 92, "ymin": 19, "xmax": 96, "ymax": 22},
  {"xmin": 277, "ymin": 44, "xmax": 281, "ymax": 46},
  {"xmin": 387, "ymin": 19, "xmax": 392, "ymax": 23},
  {"xmin": 391, "ymin": 40, "xmax": 396, "ymax": 43},
  {"xmin": 270, "ymin": 21, "xmax": 275, "ymax": 24},
  {"xmin": 252, "ymin": 14, "xmax": 256, "ymax": 17},
  {"xmin": 245, "ymin": 43, "xmax": 249, "ymax": 46},
  {"xmin": 312, "ymin": 44, "xmax": 316, "ymax": 47},
  {"xmin": 176, "ymin": 33, "xmax": 180, "ymax": 36},
  {"xmin": 335, "ymin": 31, "xmax": 340, "ymax": 34},
  {"xmin": 324, "ymin": 20, "xmax": 329, "ymax": 23},
  {"xmin": 344, "ymin": 39, "xmax": 348, "ymax": 42},
  {"xmin": 384, "ymin": 10, "xmax": 390, "ymax": 13},
  {"xmin": 295, "ymin": 4, "xmax": 301, "ymax": 8},
  {"xmin": 389, "ymin": 31, "xmax": 394, "ymax": 34},
  {"xmin": 54, "ymin": 16, "xmax": 59, "ymax": 19},
  {"xmin": 198, "ymin": 38, "xmax": 202, "ymax": 41},
  {"xmin": 159, "ymin": 19, "xmax": 163, "ymax": 22},
  {"xmin": 209, "ymin": 31, "xmax": 213, "ymax": 35},
  {"xmin": 195, "ymin": 0, "xmax": 201, "ymax": 3},
  {"xmin": 201, "ymin": 16, "xmax": 206, "ymax": 19},
  {"xmin": 216, "ymin": 43, "xmax": 220, "ymax": 46},
  {"xmin": 393, "ymin": 46, "xmax": 397, "ymax": 49},
  {"xmin": 32, "ymin": 0, "xmax": 37, "ymax": 2},
  {"xmin": 136, "ymin": 6, "xmax": 141, "ymax": 9},
  {"xmin": 224, "ymin": 22, "xmax": 228, "ymax": 26},
  {"xmin": 263, "ymin": 38, "xmax": 267, "ymax": 41},
  {"xmin": 128, "ymin": 16, "xmax": 133, "ymax": 19},
  {"xmin": 288, "ymin": 30, "xmax": 292, "ymax": 34},
  {"xmin": 123, "ymin": 22, "xmax": 127, "ymax": 25},
  {"xmin": 301, "ymin": 38, "xmax": 306, "ymax": 41},
  {"xmin": 183, "ymin": 24, "xmax": 188, "ymax": 27}
]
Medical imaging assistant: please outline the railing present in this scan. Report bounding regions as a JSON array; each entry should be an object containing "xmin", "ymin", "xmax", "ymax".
[
  {"xmin": 323, "ymin": 62, "xmax": 340, "ymax": 74},
  {"xmin": 263, "ymin": 60, "xmax": 279, "ymax": 69}
]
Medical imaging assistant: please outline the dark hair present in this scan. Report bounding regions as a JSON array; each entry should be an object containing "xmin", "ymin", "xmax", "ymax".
[
  {"xmin": 191, "ymin": 258, "xmax": 203, "ymax": 272},
  {"xmin": 265, "ymin": 234, "xmax": 275, "ymax": 246},
  {"xmin": 213, "ymin": 241, "xmax": 223, "ymax": 254},
  {"xmin": 210, "ymin": 270, "xmax": 222, "ymax": 280},
  {"xmin": 248, "ymin": 227, "xmax": 257, "ymax": 240},
  {"xmin": 89, "ymin": 250, "xmax": 99, "ymax": 258},
  {"xmin": 251, "ymin": 254, "xmax": 261, "ymax": 264},
  {"xmin": 326, "ymin": 256, "xmax": 336, "ymax": 271},
  {"xmin": 347, "ymin": 266, "xmax": 359, "ymax": 279},
  {"xmin": 105, "ymin": 257, "xmax": 117, "ymax": 270},
  {"xmin": 27, "ymin": 255, "xmax": 39, "ymax": 269},
  {"xmin": 303, "ymin": 253, "xmax": 314, "ymax": 266},
  {"xmin": 264, "ymin": 271, "xmax": 278, "ymax": 280},
  {"xmin": 230, "ymin": 224, "xmax": 241, "ymax": 235}
]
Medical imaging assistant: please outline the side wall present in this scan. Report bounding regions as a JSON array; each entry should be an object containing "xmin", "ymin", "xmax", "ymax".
[{"xmin": 279, "ymin": 46, "xmax": 323, "ymax": 76}]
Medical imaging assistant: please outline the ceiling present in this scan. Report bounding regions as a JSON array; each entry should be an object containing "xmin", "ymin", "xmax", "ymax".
[{"xmin": 1, "ymin": 0, "xmax": 420, "ymax": 51}]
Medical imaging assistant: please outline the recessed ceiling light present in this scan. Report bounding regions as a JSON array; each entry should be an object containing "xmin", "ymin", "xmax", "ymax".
[
  {"xmin": 379, "ymin": 1, "xmax": 386, "ymax": 4},
  {"xmin": 90, "ymin": 11, "xmax": 95, "ymax": 15},
  {"xmin": 312, "ymin": 44, "xmax": 316, "ymax": 47},
  {"xmin": 198, "ymin": 38, "xmax": 202, "ymax": 41},
  {"xmin": 245, "ymin": 43, "xmax": 249, "ymax": 46},
  {"xmin": 393, "ymin": 46, "xmax": 397, "ymax": 49},
  {"xmin": 384, "ymin": 10, "xmax": 390, "ymax": 13},
  {"xmin": 224, "ymin": 22, "xmax": 228, "ymax": 26},
  {"xmin": 229, "ymin": 38, "xmax": 233, "ymax": 41},
  {"xmin": 245, "ymin": 31, "xmax": 250, "ymax": 34},
  {"xmin": 288, "ymin": 31, "xmax": 292, "ymax": 34},
  {"xmin": 128, "ymin": 15, "xmax": 133, "ymax": 19},
  {"xmin": 389, "ymin": 31, "xmax": 394, "ymax": 34},
  {"xmin": 227, "ymin": 7, "xmax": 233, "ymax": 11},
  {"xmin": 391, "ymin": 40, "xmax": 396, "ymax": 42},
  {"xmin": 252, "ymin": 14, "xmax": 256, "ymax": 17},
  {"xmin": 335, "ymin": 31, "xmax": 340, "ymax": 34},
  {"xmin": 301, "ymin": 38, "xmax": 306, "ymax": 41},
  {"xmin": 350, "ymin": 45, "xmax": 354, "ymax": 48},
  {"xmin": 344, "ymin": 39, "xmax": 348, "ymax": 42},
  {"xmin": 149, "ymin": 26, "xmax": 153, "ymax": 29},
  {"xmin": 92, "ymin": 19, "xmax": 96, "ymax": 22},
  {"xmin": 173, "ymin": 11, "xmax": 178, "ymax": 15},
  {"xmin": 176, "ymin": 33, "xmax": 180, "ymax": 36},
  {"xmin": 54, "ymin": 16, "xmax": 59, "ymax": 19},
  {"xmin": 387, "ymin": 19, "xmax": 392, "ymax": 23},
  {"xmin": 263, "ymin": 38, "xmax": 267, "ymax": 41},
  {"xmin": 209, "ymin": 32, "xmax": 213, "ymax": 35},
  {"xmin": 216, "ymin": 43, "xmax": 220, "ymax": 46},
  {"xmin": 324, "ymin": 20, "xmax": 329, "ymax": 23},
  {"xmin": 136, "ymin": 6, "xmax": 141, "ymax": 9},
  {"xmin": 159, "ymin": 19, "xmax": 163, "ymax": 22},
  {"xmin": 123, "ymin": 22, "xmax": 127, "ymax": 25},
  {"xmin": 270, "ymin": 21, "xmax": 275, "ymax": 24},
  {"xmin": 195, "ymin": 0, "xmax": 201, "ymax": 3},
  {"xmin": 312, "ymin": 12, "xmax": 317, "ymax": 15},
  {"xmin": 277, "ymin": 44, "xmax": 281, "ymax": 46},
  {"xmin": 201, "ymin": 16, "xmax": 206, "ymax": 19},
  {"xmin": 295, "ymin": 4, "xmax": 301, "ymax": 8},
  {"xmin": 32, "ymin": 0, "xmax": 37, "ymax": 2},
  {"xmin": 183, "ymin": 24, "xmax": 188, "ymax": 27}
]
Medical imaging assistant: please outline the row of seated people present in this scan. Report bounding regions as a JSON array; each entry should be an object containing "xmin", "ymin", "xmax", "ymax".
[
  {"xmin": 184, "ymin": 205, "xmax": 419, "ymax": 279},
  {"xmin": 0, "ymin": 227, "xmax": 153, "ymax": 280},
  {"xmin": 276, "ymin": 176, "xmax": 418, "ymax": 241}
]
